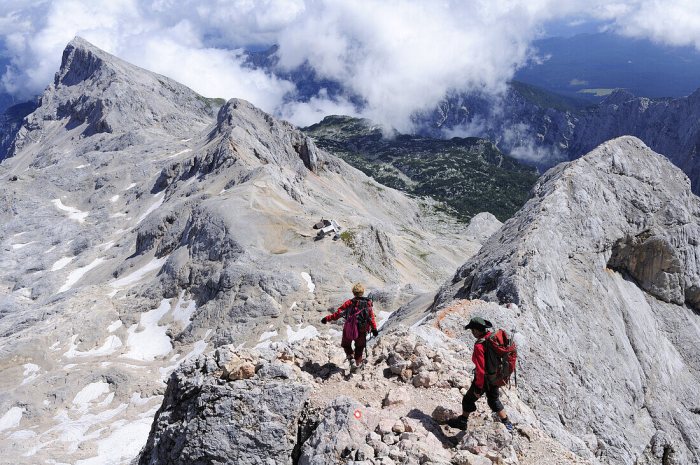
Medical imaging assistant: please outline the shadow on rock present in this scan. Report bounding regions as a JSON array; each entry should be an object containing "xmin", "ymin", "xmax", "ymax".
[
  {"xmin": 407, "ymin": 408, "xmax": 465, "ymax": 447},
  {"xmin": 300, "ymin": 361, "xmax": 344, "ymax": 380}
]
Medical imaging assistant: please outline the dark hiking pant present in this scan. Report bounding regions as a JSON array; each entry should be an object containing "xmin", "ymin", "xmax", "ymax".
[
  {"xmin": 341, "ymin": 331, "xmax": 367, "ymax": 362},
  {"xmin": 462, "ymin": 383, "xmax": 504, "ymax": 413}
]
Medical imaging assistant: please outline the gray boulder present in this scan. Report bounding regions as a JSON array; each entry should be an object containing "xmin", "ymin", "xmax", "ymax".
[
  {"xmin": 138, "ymin": 351, "xmax": 312, "ymax": 465},
  {"xmin": 298, "ymin": 397, "xmax": 380, "ymax": 465}
]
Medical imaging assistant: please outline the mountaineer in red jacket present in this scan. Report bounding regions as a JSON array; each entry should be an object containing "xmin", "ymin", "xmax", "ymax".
[
  {"xmin": 321, "ymin": 283, "xmax": 378, "ymax": 371},
  {"xmin": 447, "ymin": 316, "xmax": 513, "ymax": 432}
]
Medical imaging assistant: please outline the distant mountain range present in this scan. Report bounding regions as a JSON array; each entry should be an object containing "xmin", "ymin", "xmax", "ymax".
[
  {"xmin": 516, "ymin": 32, "xmax": 700, "ymax": 100},
  {"xmin": 4, "ymin": 32, "xmax": 700, "ymax": 195},
  {"xmin": 416, "ymin": 84, "xmax": 700, "ymax": 195}
]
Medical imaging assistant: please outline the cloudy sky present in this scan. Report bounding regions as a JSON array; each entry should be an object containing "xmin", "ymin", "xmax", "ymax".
[{"xmin": 1, "ymin": 0, "xmax": 700, "ymax": 130}]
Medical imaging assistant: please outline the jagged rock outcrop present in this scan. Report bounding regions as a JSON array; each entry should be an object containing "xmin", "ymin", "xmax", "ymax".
[
  {"xmin": 138, "ymin": 347, "xmax": 312, "ymax": 465},
  {"xmin": 435, "ymin": 136, "xmax": 700, "ymax": 464}
]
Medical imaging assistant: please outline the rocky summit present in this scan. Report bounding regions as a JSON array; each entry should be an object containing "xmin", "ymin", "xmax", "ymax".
[
  {"xmin": 0, "ymin": 38, "xmax": 490, "ymax": 464},
  {"xmin": 435, "ymin": 136, "xmax": 700, "ymax": 464},
  {"xmin": 1, "ymin": 37, "xmax": 700, "ymax": 465}
]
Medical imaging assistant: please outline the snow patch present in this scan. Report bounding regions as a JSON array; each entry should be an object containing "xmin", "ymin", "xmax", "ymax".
[
  {"xmin": 109, "ymin": 212, "xmax": 127, "ymax": 218},
  {"xmin": 51, "ymin": 256, "xmax": 75, "ymax": 271},
  {"xmin": 58, "ymin": 257, "xmax": 105, "ymax": 293},
  {"xmin": 72, "ymin": 381, "xmax": 111, "ymax": 411},
  {"xmin": 130, "ymin": 393, "xmax": 160, "ymax": 407},
  {"xmin": 52, "ymin": 199, "xmax": 89, "ymax": 223},
  {"xmin": 172, "ymin": 290, "xmax": 197, "ymax": 325},
  {"xmin": 107, "ymin": 320, "xmax": 122, "ymax": 332},
  {"xmin": 110, "ymin": 195, "xmax": 119, "ymax": 203},
  {"xmin": 136, "ymin": 192, "xmax": 164, "ymax": 224},
  {"xmin": 301, "ymin": 272, "xmax": 315, "ymax": 293},
  {"xmin": 410, "ymin": 315, "xmax": 429, "ymax": 329},
  {"xmin": 74, "ymin": 407, "xmax": 157, "ymax": 465},
  {"xmin": 101, "ymin": 240, "xmax": 116, "ymax": 251},
  {"xmin": 376, "ymin": 311, "xmax": 393, "ymax": 329},
  {"xmin": 76, "ymin": 164, "xmax": 89, "ymax": 169},
  {"xmin": 183, "ymin": 339, "xmax": 208, "ymax": 362},
  {"xmin": 124, "ymin": 183, "xmax": 137, "ymax": 191},
  {"xmin": 286, "ymin": 324, "xmax": 319, "ymax": 343},
  {"xmin": 258, "ymin": 330, "xmax": 278, "ymax": 341},
  {"xmin": 0, "ymin": 407, "xmax": 23, "ymax": 432},
  {"xmin": 98, "ymin": 392, "xmax": 115, "ymax": 408},
  {"xmin": 46, "ymin": 404, "xmax": 128, "ymax": 454},
  {"xmin": 110, "ymin": 256, "xmax": 168, "ymax": 289},
  {"xmin": 8, "ymin": 429, "xmax": 36, "ymax": 440},
  {"xmin": 165, "ymin": 148, "xmax": 192, "ymax": 159},
  {"xmin": 121, "ymin": 300, "xmax": 172, "ymax": 361},
  {"xmin": 12, "ymin": 241, "xmax": 34, "ymax": 249},
  {"xmin": 64, "ymin": 335, "xmax": 123, "ymax": 358},
  {"xmin": 159, "ymin": 330, "xmax": 211, "ymax": 379},
  {"xmin": 21, "ymin": 363, "xmax": 40, "ymax": 385}
]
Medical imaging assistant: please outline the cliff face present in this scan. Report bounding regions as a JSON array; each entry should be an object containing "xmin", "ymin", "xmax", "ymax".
[
  {"xmin": 435, "ymin": 136, "xmax": 700, "ymax": 464},
  {"xmin": 418, "ymin": 86, "xmax": 700, "ymax": 195}
]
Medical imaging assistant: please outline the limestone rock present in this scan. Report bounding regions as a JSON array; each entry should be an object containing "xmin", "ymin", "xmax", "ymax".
[
  {"xmin": 138, "ymin": 351, "xmax": 312, "ymax": 465},
  {"xmin": 436, "ymin": 136, "xmax": 700, "ymax": 464},
  {"xmin": 452, "ymin": 450, "xmax": 492, "ymax": 465},
  {"xmin": 383, "ymin": 387, "xmax": 410, "ymax": 407},
  {"xmin": 432, "ymin": 405, "xmax": 460, "ymax": 424},
  {"xmin": 297, "ymin": 397, "xmax": 380, "ymax": 465}
]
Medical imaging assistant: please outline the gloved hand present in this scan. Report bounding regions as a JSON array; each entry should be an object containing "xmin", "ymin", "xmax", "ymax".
[
  {"xmin": 372, "ymin": 329, "xmax": 379, "ymax": 337},
  {"xmin": 321, "ymin": 316, "xmax": 328, "ymax": 324}
]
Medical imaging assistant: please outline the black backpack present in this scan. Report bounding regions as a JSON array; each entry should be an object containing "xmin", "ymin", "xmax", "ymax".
[{"xmin": 345, "ymin": 297, "xmax": 371, "ymax": 331}]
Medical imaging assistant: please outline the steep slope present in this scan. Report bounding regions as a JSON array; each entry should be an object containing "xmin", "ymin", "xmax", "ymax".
[
  {"xmin": 304, "ymin": 115, "xmax": 539, "ymax": 222},
  {"xmin": 0, "ymin": 39, "xmax": 492, "ymax": 464},
  {"xmin": 433, "ymin": 137, "xmax": 700, "ymax": 464}
]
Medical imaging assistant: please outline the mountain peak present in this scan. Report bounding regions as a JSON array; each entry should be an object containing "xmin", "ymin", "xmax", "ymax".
[
  {"xmin": 55, "ymin": 36, "xmax": 119, "ymax": 87},
  {"xmin": 10, "ymin": 38, "xmax": 219, "ymax": 144},
  {"xmin": 599, "ymin": 88, "xmax": 636, "ymax": 105}
]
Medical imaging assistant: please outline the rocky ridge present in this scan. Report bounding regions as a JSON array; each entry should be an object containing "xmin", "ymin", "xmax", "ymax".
[
  {"xmin": 0, "ymin": 38, "xmax": 492, "ymax": 464},
  {"xmin": 138, "ymin": 308, "xmax": 593, "ymax": 465},
  {"xmin": 434, "ymin": 137, "xmax": 700, "ymax": 464}
]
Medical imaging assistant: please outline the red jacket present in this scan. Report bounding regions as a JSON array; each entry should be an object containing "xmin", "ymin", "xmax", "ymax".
[
  {"xmin": 327, "ymin": 297, "xmax": 378, "ymax": 333},
  {"xmin": 472, "ymin": 331, "xmax": 492, "ymax": 390}
]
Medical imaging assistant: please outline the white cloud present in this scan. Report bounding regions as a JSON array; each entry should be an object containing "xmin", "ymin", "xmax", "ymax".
[
  {"xmin": 2, "ymin": 0, "xmax": 700, "ymax": 129},
  {"xmin": 278, "ymin": 89, "xmax": 359, "ymax": 127},
  {"xmin": 608, "ymin": 1, "xmax": 700, "ymax": 49}
]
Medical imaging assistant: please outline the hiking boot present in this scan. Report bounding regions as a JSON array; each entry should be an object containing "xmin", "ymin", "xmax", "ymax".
[
  {"xmin": 446, "ymin": 415, "xmax": 469, "ymax": 430},
  {"xmin": 501, "ymin": 418, "xmax": 514, "ymax": 432}
]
